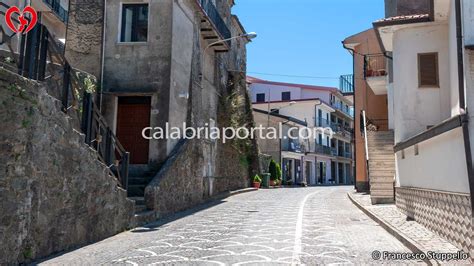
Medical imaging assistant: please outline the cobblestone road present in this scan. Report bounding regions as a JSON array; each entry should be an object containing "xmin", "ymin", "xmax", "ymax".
[{"xmin": 40, "ymin": 186, "xmax": 411, "ymax": 265}]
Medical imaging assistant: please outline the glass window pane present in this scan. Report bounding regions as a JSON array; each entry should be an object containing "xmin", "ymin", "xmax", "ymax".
[{"xmin": 121, "ymin": 4, "xmax": 148, "ymax": 42}]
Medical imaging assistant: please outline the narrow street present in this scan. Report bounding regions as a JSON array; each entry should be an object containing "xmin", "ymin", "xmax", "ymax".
[{"xmin": 41, "ymin": 187, "xmax": 409, "ymax": 265}]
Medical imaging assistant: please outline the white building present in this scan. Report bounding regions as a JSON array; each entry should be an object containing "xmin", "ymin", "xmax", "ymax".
[
  {"xmin": 249, "ymin": 77, "xmax": 354, "ymax": 186},
  {"xmin": 373, "ymin": 0, "xmax": 474, "ymax": 257}
]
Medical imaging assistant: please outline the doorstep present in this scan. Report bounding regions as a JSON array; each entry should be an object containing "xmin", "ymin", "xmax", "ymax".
[{"xmin": 348, "ymin": 191, "xmax": 471, "ymax": 265}]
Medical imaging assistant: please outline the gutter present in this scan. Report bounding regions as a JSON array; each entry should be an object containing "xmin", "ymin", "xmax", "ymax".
[{"xmin": 455, "ymin": 0, "xmax": 474, "ymax": 218}]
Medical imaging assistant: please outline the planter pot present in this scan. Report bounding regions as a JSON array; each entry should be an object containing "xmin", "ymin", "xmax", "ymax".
[
  {"xmin": 270, "ymin": 180, "xmax": 276, "ymax": 186},
  {"xmin": 253, "ymin": 182, "xmax": 261, "ymax": 189}
]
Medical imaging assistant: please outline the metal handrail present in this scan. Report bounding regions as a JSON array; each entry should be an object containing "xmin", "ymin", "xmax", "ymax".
[
  {"xmin": 361, "ymin": 110, "xmax": 370, "ymax": 184},
  {"xmin": 0, "ymin": 7, "xmax": 129, "ymax": 188}
]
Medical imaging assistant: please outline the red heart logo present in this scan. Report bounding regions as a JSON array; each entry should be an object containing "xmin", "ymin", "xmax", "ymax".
[{"xmin": 5, "ymin": 6, "xmax": 37, "ymax": 34}]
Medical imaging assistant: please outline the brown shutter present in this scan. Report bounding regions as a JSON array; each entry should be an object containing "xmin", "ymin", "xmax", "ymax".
[{"xmin": 418, "ymin": 53, "xmax": 439, "ymax": 87}]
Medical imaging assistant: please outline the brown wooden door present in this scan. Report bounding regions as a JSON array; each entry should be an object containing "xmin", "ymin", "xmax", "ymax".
[{"xmin": 117, "ymin": 97, "xmax": 151, "ymax": 164}]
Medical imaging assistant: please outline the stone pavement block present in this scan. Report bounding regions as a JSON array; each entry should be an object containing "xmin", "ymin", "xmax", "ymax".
[{"xmin": 349, "ymin": 191, "xmax": 472, "ymax": 264}]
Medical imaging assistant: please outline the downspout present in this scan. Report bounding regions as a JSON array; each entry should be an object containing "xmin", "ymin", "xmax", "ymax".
[
  {"xmin": 455, "ymin": 0, "xmax": 474, "ymax": 219},
  {"xmin": 342, "ymin": 41, "xmax": 358, "ymax": 189}
]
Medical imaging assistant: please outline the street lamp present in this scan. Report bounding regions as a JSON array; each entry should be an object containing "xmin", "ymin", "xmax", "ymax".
[{"xmin": 205, "ymin": 32, "xmax": 258, "ymax": 52}]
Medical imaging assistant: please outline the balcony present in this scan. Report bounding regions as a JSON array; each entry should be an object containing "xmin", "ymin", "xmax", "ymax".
[
  {"xmin": 330, "ymin": 101, "xmax": 354, "ymax": 117},
  {"xmin": 283, "ymin": 140, "xmax": 303, "ymax": 153},
  {"xmin": 43, "ymin": 0, "xmax": 68, "ymax": 22},
  {"xmin": 196, "ymin": 0, "xmax": 231, "ymax": 52},
  {"xmin": 364, "ymin": 54, "xmax": 388, "ymax": 95},
  {"xmin": 314, "ymin": 144, "xmax": 334, "ymax": 156},
  {"xmin": 339, "ymin": 74, "xmax": 354, "ymax": 95},
  {"xmin": 316, "ymin": 118, "xmax": 331, "ymax": 128}
]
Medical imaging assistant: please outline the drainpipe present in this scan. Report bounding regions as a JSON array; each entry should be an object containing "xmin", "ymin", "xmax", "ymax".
[
  {"xmin": 342, "ymin": 41, "xmax": 358, "ymax": 189},
  {"xmin": 455, "ymin": 0, "xmax": 474, "ymax": 219}
]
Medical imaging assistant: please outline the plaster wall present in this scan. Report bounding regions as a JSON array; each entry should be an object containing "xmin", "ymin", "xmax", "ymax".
[
  {"xmin": 392, "ymin": 23, "xmax": 451, "ymax": 143},
  {"xmin": 395, "ymin": 127, "xmax": 469, "ymax": 193}
]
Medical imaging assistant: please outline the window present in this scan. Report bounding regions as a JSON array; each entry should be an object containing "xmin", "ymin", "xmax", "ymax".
[
  {"xmin": 121, "ymin": 4, "xmax": 149, "ymax": 42},
  {"xmin": 256, "ymin": 93, "xmax": 265, "ymax": 103},
  {"xmin": 282, "ymin": 92, "xmax": 291, "ymax": 101},
  {"xmin": 418, "ymin": 53, "xmax": 439, "ymax": 87}
]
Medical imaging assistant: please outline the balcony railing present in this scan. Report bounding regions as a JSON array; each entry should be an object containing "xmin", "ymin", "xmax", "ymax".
[
  {"xmin": 316, "ymin": 118, "xmax": 331, "ymax": 128},
  {"xmin": 314, "ymin": 144, "xmax": 334, "ymax": 156},
  {"xmin": 364, "ymin": 54, "xmax": 387, "ymax": 78},
  {"xmin": 283, "ymin": 140, "xmax": 303, "ymax": 153},
  {"xmin": 339, "ymin": 74, "xmax": 354, "ymax": 94},
  {"xmin": 330, "ymin": 101, "xmax": 354, "ymax": 117},
  {"xmin": 43, "ymin": 0, "xmax": 69, "ymax": 22},
  {"xmin": 199, "ymin": 0, "xmax": 231, "ymax": 41}
]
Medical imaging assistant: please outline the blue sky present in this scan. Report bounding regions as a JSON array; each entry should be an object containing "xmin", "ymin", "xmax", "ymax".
[{"xmin": 233, "ymin": 0, "xmax": 384, "ymax": 88}]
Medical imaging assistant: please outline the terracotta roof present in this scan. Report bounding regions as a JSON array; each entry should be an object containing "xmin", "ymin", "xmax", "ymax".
[
  {"xmin": 247, "ymin": 76, "xmax": 338, "ymax": 93},
  {"xmin": 373, "ymin": 14, "xmax": 431, "ymax": 27}
]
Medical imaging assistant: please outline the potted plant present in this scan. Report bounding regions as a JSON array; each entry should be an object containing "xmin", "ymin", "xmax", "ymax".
[
  {"xmin": 268, "ymin": 160, "xmax": 278, "ymax": 186},
  {"xmin": 253, "ymin": 174, "xmax": 262, "ymax": 189}
]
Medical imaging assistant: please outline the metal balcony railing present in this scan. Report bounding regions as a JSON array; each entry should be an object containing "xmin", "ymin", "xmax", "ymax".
[
  {"xmin": 330, "ymin": 101, "xmax": 354, "ymax": 117},
  {"xmin": 364, "ymin": 54, "xmax": 387, "ymax": 78},
  {"xmin": 283, "ymin": 140, "xmax": 303, "ymax": 153},
  {"xmin": 339, "ymin": 74, "xmax": 354, "ymax": 94},
  {"xmin": 43, "ymin": 0, "xmax": 69, "ymax": 22},
  {"xmin": 314, "ymin": 144, "xmax": 333, "ymax": 156},
  {"xmin": 316, "ymin": 118, "xmax": 331, "ymax": 128},
  {"xmin": 199, "ymin": 0, "xmax": 231, "ymax": 41}
]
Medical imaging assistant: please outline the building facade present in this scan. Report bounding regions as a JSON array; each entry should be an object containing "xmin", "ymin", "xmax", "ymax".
[
  {"xmin": 360, "ymin": 0, "xmax": 474, "ymax": 257},
  {"xmin": 249, "ymin": 77, "xmax": 355, "ymax": 186}
]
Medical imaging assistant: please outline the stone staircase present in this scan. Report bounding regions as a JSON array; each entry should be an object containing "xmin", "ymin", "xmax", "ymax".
[
  {"xmin": 367, "ymin": 131, "xmax": 395, "ymax": 204},
  {"xmin": 128, "ymin": 166, "xmax": 158, "ymax": 226}
]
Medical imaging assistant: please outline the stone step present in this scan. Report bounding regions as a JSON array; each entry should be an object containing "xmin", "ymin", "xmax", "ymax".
[
  {"xmin": 370, "ymin": 189, "xmax": 395, "ymax": 196},
  {"xmin": 129, "ymin": 196, "xmax": 145, "ymax": 205},
  {"xmin": 369, "ymin": 173, "xmax": 395, "ymax": 179},
  {"xmin": 127, "ymin": 185, "xmax": 145, "ymax": 197},
  {"xmin": 370, "ymin": 182, "xmax": 395, "ymax": 190},
  {"xmin": 128, "ymin": 177, "xmax": 153, "ymax": 186},
  {"xmin": 129, "ymin": 165, "xmax": 155, "ymax": 178},
  {"xmin": 371, "ymin": 196, "xmax": 395, "ymax": 204},
  {"xmin": 135, "ymin": 204, "xmax": 147, "ymax": 213},
  {"xmin": 133, "ymin": 210, "xmax": 159, "ymax": 227}
]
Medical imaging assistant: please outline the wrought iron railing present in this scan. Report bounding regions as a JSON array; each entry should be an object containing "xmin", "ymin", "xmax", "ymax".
[
  {"xmin": 0, "ymin": 5, "xmax": 129, "ymax": 189},
  {"xmin": 339, "ymin": 74, "xmax": 354, "ymax": 94},
  {"xmin": 198, "ymin": 0, "xmax": 231, "ymax": 41},
  {"xmin": 364, "ymin": 54, "xmax": 387, "ymax": 78},
  {"xmin": 43, "ymin": 0, "xmax": 68, "ymax": 22}
]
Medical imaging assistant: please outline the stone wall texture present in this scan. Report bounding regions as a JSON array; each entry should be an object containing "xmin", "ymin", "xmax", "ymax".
[
  {"xmin": 396, "ymin": 187, "xmax": 473, "ymax": 258},
  {"xmin": 0, "ymin": 69, "xmax": 134, "ymax": 264},
  {"xmin": 65, "ymin": 0, "xmax": 104, "ymax": 78}
]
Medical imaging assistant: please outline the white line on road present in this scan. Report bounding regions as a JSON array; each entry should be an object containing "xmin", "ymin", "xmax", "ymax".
[{"xmin": 292, "ymin": 191, "xmax": 319, "ymax": 265}]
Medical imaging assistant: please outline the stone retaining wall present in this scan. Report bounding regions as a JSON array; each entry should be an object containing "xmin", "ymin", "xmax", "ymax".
[
  {"xmin": 0, "ymin": 70, "xmax": 134, "ymax": 264},
  {"xmin": 395, "ymin": 187, "xmax": 473, "ymax": 258}
]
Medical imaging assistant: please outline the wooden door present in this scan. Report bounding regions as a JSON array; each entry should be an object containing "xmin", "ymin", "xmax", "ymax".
[{"xmin": 117, "ymin": 97, "xmax": 151, "ymax": 164}]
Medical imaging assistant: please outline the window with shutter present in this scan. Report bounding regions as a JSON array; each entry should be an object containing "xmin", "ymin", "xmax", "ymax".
[{"xmin": 418, "ymin": 53, "xmax": 439, "ymax": 88}]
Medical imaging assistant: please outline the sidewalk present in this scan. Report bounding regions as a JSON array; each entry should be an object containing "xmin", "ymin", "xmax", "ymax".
[{"xmin": 348, "ymin": 191, "xmax": 471, "ymax": 265}]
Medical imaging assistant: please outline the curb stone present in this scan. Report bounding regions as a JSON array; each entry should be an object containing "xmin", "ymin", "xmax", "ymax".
[{"xmin": 348, "ymin": 192, "xmax": 438, "ymax": 265}]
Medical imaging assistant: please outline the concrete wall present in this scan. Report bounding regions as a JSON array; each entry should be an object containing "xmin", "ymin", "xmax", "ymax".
[
  {"xmin": 0, "ymin": 69, "xmax": 134, "ymax": 264},
  {"xmin": 395, "ymin": 128, "xmax": 469, "ymax": 193},
  {"xmin": 392, "ymin": 23, "xmax": 451, "ymax": 143}
]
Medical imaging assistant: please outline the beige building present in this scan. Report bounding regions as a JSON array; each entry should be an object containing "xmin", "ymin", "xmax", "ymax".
[{"xmin": 249, "ymin": 77, "xmax": 355, "ymax": 186}]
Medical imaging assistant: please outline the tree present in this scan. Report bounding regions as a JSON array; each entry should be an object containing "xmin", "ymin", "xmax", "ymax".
[
  {"xmin": 269, "ymin": 160, "xmax": 278, "ymax": 181},
  {"xmin": 276, "ymin": 163, "xmax": 282, "ymax": 180}
]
